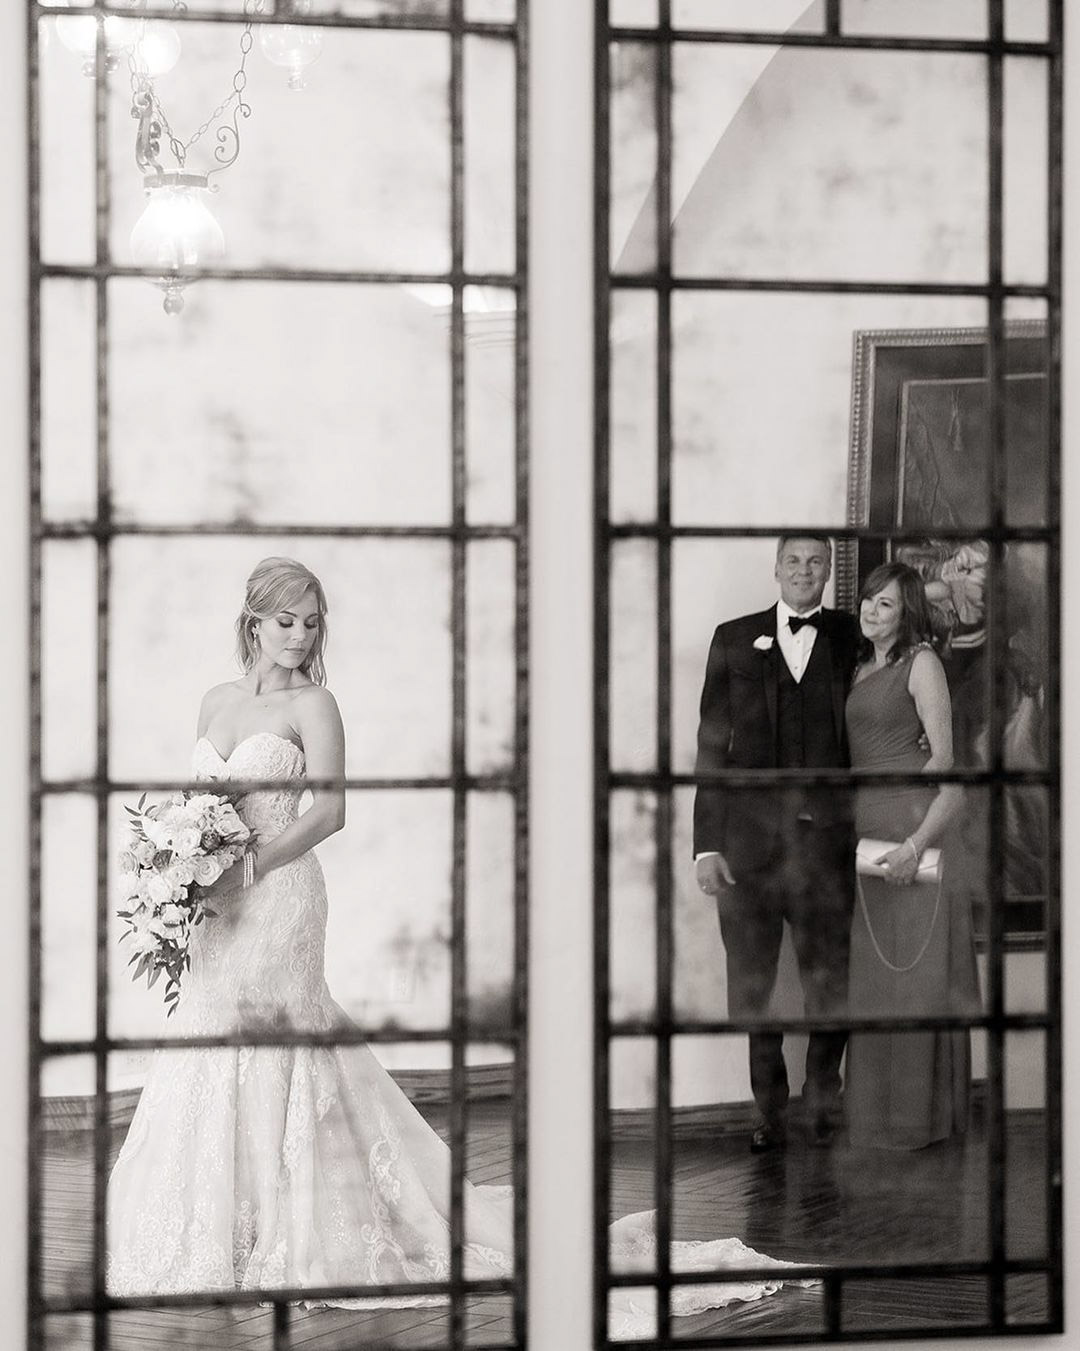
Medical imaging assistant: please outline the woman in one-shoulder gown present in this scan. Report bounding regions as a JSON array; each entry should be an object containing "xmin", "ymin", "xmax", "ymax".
[
  {"xmin": 844, "ymin": 563, "xmax": 980, "ymax": 1151},
  {"xmin": 106, "ymin": 557, "xmax": 812, "ymax": 1335}
]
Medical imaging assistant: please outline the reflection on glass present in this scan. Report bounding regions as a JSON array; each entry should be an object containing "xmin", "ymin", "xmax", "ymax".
[
  {"xmin": 38, "ymin": 16, "xmax": 95, "ymax": 266},
  {"xmin": 465, "ymin": 0, "xmax": 516, "ymax": 24},
  {"xmin": 41, "ymin": 796, "xmax": 97, "ymax": 1043},
  {"xmin": 671, "ymin": 293, "xmax": 985, "ymax": 527},
  {"xmin": 465, "ymin": 36, "xmax": 516, "ymax": 274},
  {"xmin": 41, "ymin": 540, "xmax": 97, "ymax": 784},
  {"xmin": 1005, "ymin": 0, "xmax": 1049, "ymax": 42},
  {"xmin": 610, "ymin": 41, "xmax": 657, "ymax": 273},
  {"xmin": 612, "ymin": 0, "xmax": 659, "ymax": 27},
  {"xmin": 467, "ymin": 794, "xmax": 515, "ymax": 1034},
  {"xmin": 39, "ymin": 1056, "xmax": 97, "ymax": 1303},
  {"xmin": 468, "ymin": 540, "xmax": 516, "ymax": 774},
  {"xmin": 41, "ymin": 281, "xmax": 96, "ymax": 522},
  {"xmin": 610, "ymin": 289, "xmax": 657, "ymax": 523},
  {"xmin": 43, "ymin": 1314, "xmax": 95, "ymax": 1351},
  {"xmin": 611, "ymin": 540, "xmax": 657, "ymax": 773},
  {"xmin": 1004, "ymin": 58, "xmax": 1049, "ymax": 286},
  {"xmin": 108, "ymin": 280, "xmax": 452, "ymax": 526},
  {"xmin": 670, "ymin": 46, "xmax": 988, "ymax": 283},
  {"xmin": 674, "ymin": 0, "xmax": 815, "ymax": 32},
  {"xmin": 107, "ymin": 26, "xmax": 452, "ymax": 275},
  {"xmin": 841, "ymin": 0, "xmax": 987, "ymax": 39},
  {"xmin": 610, "ymin": 792, "xmax": 657, "ymax": 1023},
  {"xmin": 108, "ymin": 536, "xmax": 452, "ymax": 782},
  {"xmin": 1004, "ymin": 1030, "xmax": 1048, "ymax": 1263},
  {"xmin": 466, "ymin": 285, "xmax": 517, "ymax": 525}
]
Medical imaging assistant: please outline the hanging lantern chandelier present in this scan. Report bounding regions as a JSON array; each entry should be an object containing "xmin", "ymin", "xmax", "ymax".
[
  {"xmin": 52, "ymin": 0, "xmax": 326, "ymax": 313},
  {"xmin": 126, "ymin": 1, "xmax": 262, "ymax": 314}
]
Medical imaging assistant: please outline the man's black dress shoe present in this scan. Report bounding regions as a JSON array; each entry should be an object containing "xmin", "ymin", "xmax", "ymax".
[{"xmin": 749, "ymin": 1121, "xmax": 786, "ymax": 1153}]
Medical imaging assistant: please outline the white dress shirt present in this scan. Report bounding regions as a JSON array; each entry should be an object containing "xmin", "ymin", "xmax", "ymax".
[{"xmin": 775, "ymin": 598, "xmax": 822, "ymax": 684}]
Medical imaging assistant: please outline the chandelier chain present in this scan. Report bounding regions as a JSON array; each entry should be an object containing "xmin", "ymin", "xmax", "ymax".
[{"xmin": 128, "ymin": 0, "xmax": 264, "ymax": 173}]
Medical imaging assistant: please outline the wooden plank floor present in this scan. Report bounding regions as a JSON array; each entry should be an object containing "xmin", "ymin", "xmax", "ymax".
[{"xmin": 40, "ymin": 1105, "xmax": 1051, "ymax": 1347}]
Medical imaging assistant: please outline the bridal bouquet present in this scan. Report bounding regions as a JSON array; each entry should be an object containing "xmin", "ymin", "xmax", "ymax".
[{"xmin": 117, "ymin": 791, "xmax": 251, "ymax": 1015}]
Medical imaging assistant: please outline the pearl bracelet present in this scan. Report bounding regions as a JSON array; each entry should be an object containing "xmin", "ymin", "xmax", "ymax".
[{"xmin": 242, "ymin": 849, "xmax": 257, "ymax": 889}]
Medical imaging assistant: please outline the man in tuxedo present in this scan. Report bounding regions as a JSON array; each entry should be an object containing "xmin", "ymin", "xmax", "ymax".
[{"xmin": 694, "ymin": 536, "xmax": 860, "ymax": 1152}]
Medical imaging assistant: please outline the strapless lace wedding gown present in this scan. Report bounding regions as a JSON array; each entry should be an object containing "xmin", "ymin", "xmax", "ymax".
[{"xmin": 106, "ymin": 732, "xmax": 810, "ymax": 1336}]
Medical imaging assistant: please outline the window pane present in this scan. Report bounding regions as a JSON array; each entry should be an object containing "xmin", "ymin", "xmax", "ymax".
[
  {"xmin": 1005, "ymin": 58, "xmax": 1050, "ymax": 286},
  {"xmin": 1006, "ymin": 0, "xmax": 1049, "ymax": 42},
  {"xmin": 466, "ymin": 0, "xmax": 516, "ymax": 19},
  {"xmin": 841, "ymin": 0, "xmax": 988, "ymax": 40},
  {"xmin": 466, "ymin": 285, "xmax": 517, "ymax": 525},
  {"xmin": 41, "ymin": 539, "xmax": 97, "ymax": 783},
  {"xmin": 465, "ymin": 36, "xmax": 516, "ymax": 273},
  {"xmin": 673, "ymin": 0, "xmax": 819, "ymax": 32},
  {"xmin": 108, "ymin": 26, "xmax": 451, "ymax": 275},
  {"xmin": 611, "ymin": 539, "xmax": 658, "ymax": 773},
  {"xmin": 610, "ymin": 41, "xmax": 657, "ymax": 273},
  {"xmin": 1003, "ymin": 1029, "xmax": 1049, "ymax": 1264},
  {"xmin": 672, "ymin": 46, "xmax": 989, "ymax": 283},
  {"xmin": 107, "ymin": 280, "xmax": 451, "ymax": 527},
  {"xmin": 612, "ymin": 0, "xmax": 659, "ymax": 27},
  {"xmin": 468, "ymin": 539, "xmax": 516, "ymax": 775},
  {"xmin": 610, "ymin": 791, "xmax": 657, "ymax": 1023},
  {"xmin": 38, "ymin": 13, "xmax": 95, "ymax": 266},
  {"xmin": 42, "ymin": 795, "xmax": 97, "ymax": 1043},
  {"xmin": 467, "ymin": 793, "xmax": 515, "ymax": 1035},
  {"xmin": 671, "ymin": 293, "xmax": 986, "ymax": 528},
  {"xmin": 107, "ymin": 537, "xmax": 451, "ymax": 781},
  {"xmin": 611, "ymin": 289, "xmax": 658, "ymax": 523},
  {"xmin": 41, "ymin": 280, "xmax": 96, "ymax": 523},
  {"xmin": 39, "ymin": 1055, "xmax": 97, "ymax": 1303}
]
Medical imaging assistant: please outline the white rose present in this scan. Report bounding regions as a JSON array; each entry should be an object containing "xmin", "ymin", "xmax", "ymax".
[
  {"xmin": 143, "ymin": 819, "xmax": 172, "ymax": 849},
  {"xmin": 159, "ymin": 903, "xmax": 185, "ymax": 928},
  {"xmin": 167, "ymin": 858, "xmax": 196, "ymax": 887},
  {"xmin": 147, "ymin": 872, "xmax": 175, "ymax": 906},
  {"xmin": 191, "ymin": 854, "xmax": 224, "ymax": 886},
  {"xmin": 117, "ymin": 850, "xmax": 138, "ymax": 874},
  {"xmin": 132, "ymin": 839, "xmax": 156, "ymax": 868},
  {"xmin": 172, "ymin": 827, "xmax": 202, "ymax": 858},
  {"xmin": 752, "ymin": 634, "xmax": 775, "ymax": 652},
  {"xmin": 147, "ymin": 917, "xmax": 169, "ymax": 939}
]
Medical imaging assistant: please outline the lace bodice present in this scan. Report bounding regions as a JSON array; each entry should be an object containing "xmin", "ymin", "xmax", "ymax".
[{"xmin": 193, "ymin": 731, "xmax": 306, "ymax": 844}]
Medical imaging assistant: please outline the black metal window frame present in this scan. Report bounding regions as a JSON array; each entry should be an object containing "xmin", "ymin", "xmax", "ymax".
[
  {"xmin": 27, "ymin": 3, "xmax": 530, "ymax": 1349},
  {"xmin": 594, "ymin": 0, "xmax": 1062, "ymax": 1345}
]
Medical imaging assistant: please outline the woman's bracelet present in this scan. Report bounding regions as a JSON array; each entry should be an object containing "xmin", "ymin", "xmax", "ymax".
[
  {"xmin": 242, "ymin": 849, "xmax": 258, "ymax": 889},
  {"xmin": 904, "ymin": 836, "xmax": 921, "ymax": 863}
]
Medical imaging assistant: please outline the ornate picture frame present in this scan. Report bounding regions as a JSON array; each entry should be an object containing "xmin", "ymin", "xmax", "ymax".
[{"xmin": 840, "ymin": 323, "xmax": 1050, "ymax": 944}]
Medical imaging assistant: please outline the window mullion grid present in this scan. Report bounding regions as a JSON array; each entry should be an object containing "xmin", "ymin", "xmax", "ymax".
[
  {"xmin": 825, "ymin": 0, "xmax": 841, "ymax": 38},
  {"xmin": 91, "ymin": 15, "xmax": 113, "ymax": 1351},
  {"xmin": 1044, "ymin": 0, "xmax": 1064, "ymax": 1330},
  {"xmin": 985, "ymin": 0, "xmax": 1008, "ymax": 1332},
  {"xmin": 593, "ymin": 4, "xmax": 613, "ymax": 1346},
  {"xmin": 26, "ymin": 4, "xmax": 44, "ymax": 1348},
  {"xmin": 511, "ymin": 4, "xmax": 530, "ymax": 1346},
  {"xmin": 450, "ymin": 4, "xmax": 468, "ymax": 1347},
  {"xmin": 652, "ymin": 3, "xmax": 674, "ymax": 1345}
]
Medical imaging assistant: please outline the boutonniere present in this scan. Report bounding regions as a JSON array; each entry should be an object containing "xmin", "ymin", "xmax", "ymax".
[{"xmin": 752, "ymin": 635, "xmax": 775, "ymax": 652}]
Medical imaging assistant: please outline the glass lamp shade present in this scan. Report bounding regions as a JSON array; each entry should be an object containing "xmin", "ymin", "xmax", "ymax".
[
  {"xmin": 55, "ymin": 14, "xmax": 132, "ymax": 75},
  {"xmin": 258, "ymin": 23, "xmax": 323, "ymax": 90},
  {"xmin": 130, "ymin": 174, "xmax": 226, "ymax": 315},
  {"xmin": 54, "ymin": 11, "xmax": 180, "ymax": 77}
]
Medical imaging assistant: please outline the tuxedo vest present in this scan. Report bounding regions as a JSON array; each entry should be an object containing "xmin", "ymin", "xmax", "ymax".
[{"xmin": 775, "ymin": 631, "xmax": 843, "ymax": 768}]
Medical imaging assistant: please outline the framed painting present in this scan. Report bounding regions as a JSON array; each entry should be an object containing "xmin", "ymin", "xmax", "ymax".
[{"xmin": 840, "ymin": 323, "xmax": 1050, "ymax": 944}]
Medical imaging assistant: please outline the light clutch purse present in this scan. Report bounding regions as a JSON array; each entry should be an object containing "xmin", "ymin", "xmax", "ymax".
[{"xmin": 856, "ymin": 837, "xmax": 943, "ymax": 884}]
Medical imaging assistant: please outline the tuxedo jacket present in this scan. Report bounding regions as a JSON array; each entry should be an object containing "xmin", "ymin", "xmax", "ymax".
[{"xmin": 692, "ymin": 604, "xmax": 860, "ymax": 874}]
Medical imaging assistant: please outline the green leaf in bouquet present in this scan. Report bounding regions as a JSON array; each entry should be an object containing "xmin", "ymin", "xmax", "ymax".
[
  {"xmin": 147, "ymin": 965, "xmax": 162, "ymax": 989},
  {"xmin": 201, "ymin": 908, "xmax": 219, "ymax": 919}
]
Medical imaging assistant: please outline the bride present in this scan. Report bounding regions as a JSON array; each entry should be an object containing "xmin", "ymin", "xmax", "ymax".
[{"xmin": 106, "ymin": 556, "xmax": 812, "ymax": 1334}]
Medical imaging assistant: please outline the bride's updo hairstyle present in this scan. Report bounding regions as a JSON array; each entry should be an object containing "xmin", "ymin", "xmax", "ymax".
[
  {"xmin": 236, "ymin": 556, "xmax": 329, "ymax": 686},
  {"xmin": 856, "ymin": 560, "xmax": 937, "ymax": 666}
]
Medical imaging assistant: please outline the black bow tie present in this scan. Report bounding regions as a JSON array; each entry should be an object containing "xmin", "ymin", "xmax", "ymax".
[{"xmin": 788, "ymin": 612, "xmax": 821, "ymax": 633}]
